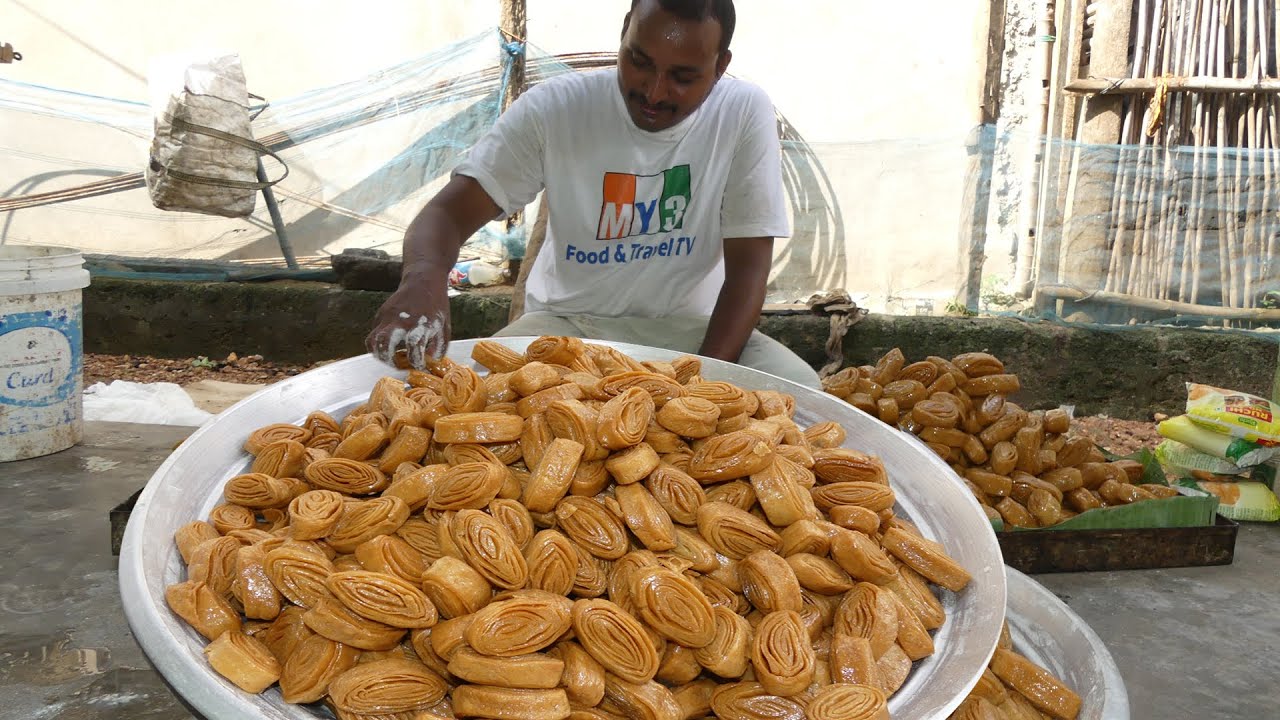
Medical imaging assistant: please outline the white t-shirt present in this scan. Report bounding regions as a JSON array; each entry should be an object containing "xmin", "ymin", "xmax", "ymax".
[{"xmin": 455, "ymin": 68, "xmax": 790, "ymax": 318}]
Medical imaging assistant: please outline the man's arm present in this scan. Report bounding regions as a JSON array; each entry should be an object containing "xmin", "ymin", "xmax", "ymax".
[
  {"xmin": 366, "ymin": 176, "xmax": 501, "ymax": 367},
  {"xmin": 699, "ymin": 236, "xmax": 774, "ymax": 362}
]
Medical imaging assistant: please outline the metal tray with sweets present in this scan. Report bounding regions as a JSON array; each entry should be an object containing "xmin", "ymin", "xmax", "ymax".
[{"xmin": 118, "ymin": 338, "xmax": 1007, "ymax": 719}]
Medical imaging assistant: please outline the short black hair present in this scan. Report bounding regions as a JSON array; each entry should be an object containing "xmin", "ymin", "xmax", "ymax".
[{"xmin": 629, "ymin": 0, "xmax": 736, "ymax": 55}]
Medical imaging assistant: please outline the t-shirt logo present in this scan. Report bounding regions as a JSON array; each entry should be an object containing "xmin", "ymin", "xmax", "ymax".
[{"xmin": 596, "ymin": 165, "xmax": 691, "ymax": 240}]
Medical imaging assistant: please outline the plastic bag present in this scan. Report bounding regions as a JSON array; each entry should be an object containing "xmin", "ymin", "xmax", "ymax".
[
  {"xmin": 83, "ymin": 381, "xmax": 214, "ymax": 426},
  {"xmin": 1185, "ymin": 383, "xmax": 1280, "ymax": 446},
  {"xmin": 1179, "ymin": 480, "xmax": 1280, "ymax": 522},
  {"xmin": 1157, "ymin": 415, "xmax": 1276, "ymax": 468},
  {"xmin": 1154, "ymin": 439, "xmax": 1246, "ymax": 477},
  {"xmin": 145, "ymin": 52, "xmax": 286, "ymax": 217}
]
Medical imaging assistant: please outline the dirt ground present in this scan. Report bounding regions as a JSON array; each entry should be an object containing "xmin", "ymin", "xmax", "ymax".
[{"xmin": 83, "ymin": 352, "xmax": 1164, "ymax": 456}]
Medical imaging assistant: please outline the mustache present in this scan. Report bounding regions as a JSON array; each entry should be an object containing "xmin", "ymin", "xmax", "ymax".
[{"xmin": 629, "ymin": 93, "xmax": 676, "ymax": 112}]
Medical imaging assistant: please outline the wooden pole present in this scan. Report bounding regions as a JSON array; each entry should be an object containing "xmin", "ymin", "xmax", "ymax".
[
  {"xmin": 500, "ymin": 0, "xmax": 528, "ymax": 113},
  {"xmin": 958, "ymin": 0, "xmax": 1008, "ymax": 311},
  {"xmin": 1033, "ymin": 0, "xmax": 1090, "ymax": 313},
  {"xmin": 1066, "ymin": 75, "xmax": 1280, "ymax": 93},
  {"xmin": 1059, "ymin": 0, "xmax": 1134, "ymax": 316},
  {"xmin": 1038, "ymin": 283, "xmax": 1280, "ymax": 318},
  {"xmin": 500, "ymin": 0, "xmax": 530, "ymax": 319}
]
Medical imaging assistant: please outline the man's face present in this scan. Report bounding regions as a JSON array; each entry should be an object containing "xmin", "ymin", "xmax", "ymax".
[{"xmin": 617, "ymin": 0, "xmax": 732, "ymax": 132}]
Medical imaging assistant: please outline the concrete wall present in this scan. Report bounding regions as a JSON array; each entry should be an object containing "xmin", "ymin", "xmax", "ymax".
[
  {"xmin": 83, "ymin": 278, "xmax": 1279, "ymax": 420},
  {"xmin": 1, "ymin": 0, "xmax": 1029, "ymax": 313}
]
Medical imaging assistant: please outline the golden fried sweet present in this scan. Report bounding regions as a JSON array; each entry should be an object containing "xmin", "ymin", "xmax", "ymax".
[
  {"xmin": 739, "ymin": 549, "xmax": 804, "ymax": 614},
  {"xmin": 570, "ymin": 598, "xmax": 660, "ymax": 684},
  {"xmin": 452, "ymin": 685, "xmax": 572, "ymax": 720},
  {"xmin": 325, "ymin": 570, "xmax": 437, "ymax": 629},
  {"xmin": 327, "ymin": 658, "xmax": 448, "ymax": 715},
  {"xmin": 301, "ymin": 598, "xmax": 406, "ymax": 651},
  {"xmin": 597, "ymin": 387, "xmax": 656, "ymax": 450},
  {"xmin": 688, "ymin": 431, "xmax": 774, "ymax": 482},
  {"xmin": 749, "ymin": 610, "xmax": 816, "ymax": 697},
  {"xmin": 245, "ymin": 423, "xmax": 312, "ymax": 455},
  {"xmin": 555, "ymin": 496, "xmax": 630, "ymax": 560},
  {"xmin": 696, "ymin": 502, "xmax": 780, "ymax": 560},
  {"xmin": 804, "ymin": 683, "xmax": 889, "ymax": 720},
  {"xmin": 233, "ymin": 544, "xmax": 283, "ymax": 621},
  {"xmin": 465, "ymin": 590, "xmax": 573, "ymax": 657},
  {"xmin": 325, "ymin": 496, "xmax": 410, "ymax": 553},
  {"xmin": 449, "ymin": 509, "xmax": 529, "ymax": 590},
  {"xmin": 750, "ymin": 457, "xmax": 818, "ymax": 527},
  {"xmin": 287, "ymin": 490, "xmax": 346, "ymax": 540},
  {"xmin": 305, "ymin": 457, "xmax": 390, "ymax": 496},
  {"xmin": 165, "ymin": 580, "xmax": 241, "ymax": 641},
  {"xmin": 601, "ymin": 673, "xmax": 682, "ymax": 720},
  {"xmin": 834, "ymin": 583, "xmax": 899, "ymax": 659},
  {"xmin": 277, "ymin": 634, "xmax": 360, "ymax": 703},
  {"xmin": 614, "ymin": 483, "xmax": 676, "ymax": 552},
  {"xmin": 523, "ymin": 529, "xmax": 579, "ymax": 597},
  {"xmin": 433, "ymin": 411, "xmax": 525, "ymax": 444},
  {"xmin": 629, "ymin": 566, "xmax": 716, "ymax": 648},
  {"xmin": 693, "ymin": 605, "xmax": 752, "ymax": 679},
  {"xmin": 655, "ymin": 395, "xmax": 720, "ymax": 439},
  {"xmin": 263, "ymin": 543, "xmax": 336, "ymax": 609},
  {"xmin": 429, "ymin": 462, "xmax": 506, "ymax": 511},
  {"xmin": 447, "ymin": 646, "xmax": 564, "ymax": 689},
  {"xmin": 204, "ymin": 630, "xmax": 281, "ymax": 693},
  {"xmin": 644, "ymin": 464, "xmax": 705, "ymax": 525},
  {"xmin": 523, "ymin": 438, "xmax": 585, "ymax": 513},
  {"xmin": 548, "ymin": 640, "xmax": 607, "ymax": 707}
]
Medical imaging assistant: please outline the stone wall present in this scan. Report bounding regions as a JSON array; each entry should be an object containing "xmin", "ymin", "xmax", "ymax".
[{"xmin": 84, "ymin": 278, "xmax": 1279, "ymax": 420}]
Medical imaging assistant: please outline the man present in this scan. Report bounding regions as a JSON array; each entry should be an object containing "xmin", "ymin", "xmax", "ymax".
[{"xmin": 366, "ymin": 0, "xmax": 820, "ymax": 388}]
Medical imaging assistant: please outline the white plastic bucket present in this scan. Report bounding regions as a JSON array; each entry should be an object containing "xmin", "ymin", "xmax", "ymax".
[{"xmin": 0, "ymin": 245, "xmax": 91, "ymax": 462}]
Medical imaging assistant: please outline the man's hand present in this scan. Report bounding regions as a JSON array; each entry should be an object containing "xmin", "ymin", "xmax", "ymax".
[
  {"xmin": 365, "ymin": 176, "xmax": 502, "ymax": 369},
  {"xmin": 700, "ymin": 237, "xmax": 773, "ymax": 362},
  {"xmin": 366, "ymin": 268, "xmax": 452, "ymax": 368}
]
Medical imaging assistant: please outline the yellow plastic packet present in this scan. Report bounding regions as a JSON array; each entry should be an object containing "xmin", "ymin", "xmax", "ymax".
[
  {"xmin": 1186, "ymin": 383, "xmax": 1280, "ymax": 446},
  {"xmin": 1158, "ymin": 415, "xmax": 1276, "ymax": 468},
  {"xmin": 1182, "ymin": 480, "xmax": 1280, "ymax": 522}
]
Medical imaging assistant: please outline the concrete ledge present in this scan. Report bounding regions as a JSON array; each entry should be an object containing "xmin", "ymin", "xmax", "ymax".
[{"xmin": 83, "ymin": 278, "xmax": 1278, "ymax": 420}]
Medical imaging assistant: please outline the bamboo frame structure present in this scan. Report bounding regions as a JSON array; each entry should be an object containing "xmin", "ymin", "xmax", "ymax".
[{"xmin": 1036, "ymin": 0, "xmax": 1280, "ymax": 326}]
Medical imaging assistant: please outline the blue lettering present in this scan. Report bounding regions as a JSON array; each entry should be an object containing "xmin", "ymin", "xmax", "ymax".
[
  {"xmin": 657, "ymin": 240, "xmax": 670, "ymax": 257},
  {"xmin": 614, "ymin": 244, "xmax": 628, "ymax": 263},
  {"xmin": 565, "ymin": 244, "xmax": 577, "ymax": 261},
  {"xmin": 575, "ymin": 249, "xmax": 588, "ymax": 263},
  {"xmin": 6, "ymin": 368, "xmax": 55, "ymax": 389},
  {"xmin": 634, "ymin": 200, "xmax": 658, "ymax": 235},
  {"xmin": 630, "ymin": 243, "xmax": 643, "ymax": 261},
  {"xmin": 686, "ymin": 236, "xmax": 696, "ymax": 253},
  {"xmin": 641, "ymin": 246, "xmax": 655, "ymax": 260}
]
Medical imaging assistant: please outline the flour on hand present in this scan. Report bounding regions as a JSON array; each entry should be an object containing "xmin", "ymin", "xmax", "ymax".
[{"xmin": 403, "ymin": 312, "xmax": 447, "ymax": 369}]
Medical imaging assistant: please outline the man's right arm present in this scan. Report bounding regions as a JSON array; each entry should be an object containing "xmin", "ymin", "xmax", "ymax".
[{"xmin": 365, "ymin": 175, "xmax": 502, "ymax": 368}]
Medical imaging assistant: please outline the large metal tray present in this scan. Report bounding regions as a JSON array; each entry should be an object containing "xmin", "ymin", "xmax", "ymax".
[
  {"xmin": 1005, "ymin": 567, "xmax": 1130, "ymax": 719},
  {"xmin": 118, "ymin": 337, "xmax": 1006, "ymax": 719}
]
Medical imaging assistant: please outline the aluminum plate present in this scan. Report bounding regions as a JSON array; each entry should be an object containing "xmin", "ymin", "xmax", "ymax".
[{"xmin": 119, "ymin": 337, "xmax": 1006, "ymax": 719}]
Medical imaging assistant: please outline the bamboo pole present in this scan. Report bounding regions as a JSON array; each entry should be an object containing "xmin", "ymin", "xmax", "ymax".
[
  {"xmin": 1038, "ymin": 283, "xmax": 1280, "ymax": 318},
  {"xmin": 500, "ymin": 0, "xmax": 528, "ymax": 113},
  {"xmin": 1033, "ymin": 0, "xmax": 1090, "ymax": 312},
  {"xmin": 958, "ymin": 0, "xmax": 1008, "ymax": 311},
  {"xmin": 1060, "ymin": 0, "xmax": 1136, "ymax": 311},
  {"xmin": 1066, "ymin": 75, "xmax": 1280, "ymax": 92}
]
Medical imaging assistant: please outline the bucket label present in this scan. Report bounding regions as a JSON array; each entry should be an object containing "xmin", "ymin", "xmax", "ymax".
[{"xmin": 0, "ymin": 309, "xmax": 81, "ymax": 408}]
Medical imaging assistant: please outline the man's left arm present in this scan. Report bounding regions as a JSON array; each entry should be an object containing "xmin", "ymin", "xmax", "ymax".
[
  {"xmin": 705, "ymin": 83, "xmax": 789, "ymax": 362},
  {"xmin": 699, "ymin": 236, "xmax": 773, "ymax": 362}
]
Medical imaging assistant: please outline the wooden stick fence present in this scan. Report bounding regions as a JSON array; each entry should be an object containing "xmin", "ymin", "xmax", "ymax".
[{"xmin": 1044, "ymin": 0, "xmax": 1280, "ymax": 325}]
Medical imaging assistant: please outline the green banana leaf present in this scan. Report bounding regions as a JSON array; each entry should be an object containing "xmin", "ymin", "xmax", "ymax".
[{"xmin": 1006, "ymin": 494, "xmax": 1219, "ymax": 531}]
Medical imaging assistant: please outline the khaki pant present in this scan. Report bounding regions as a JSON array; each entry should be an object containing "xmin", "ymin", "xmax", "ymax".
[{"xmin": 494, "ymin": 313, "xmax": 821, "ymax": 389}]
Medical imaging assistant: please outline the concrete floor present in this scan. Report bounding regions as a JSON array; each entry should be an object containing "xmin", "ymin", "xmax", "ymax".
[{"xmin": 2, "ymin": 421, "xmax": 1277, "ymax": 720}]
